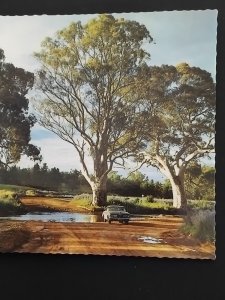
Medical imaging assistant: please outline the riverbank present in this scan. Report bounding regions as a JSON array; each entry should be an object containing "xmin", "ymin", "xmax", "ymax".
[
  {"xmin": 0, "ymin": 217, "xmax": 215, "ymax": 258},
  {"xmin": 20, "ymin": 197, "xmax": 95, "ymax": 213}
]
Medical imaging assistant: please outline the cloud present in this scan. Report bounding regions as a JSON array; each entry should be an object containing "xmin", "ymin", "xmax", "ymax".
[
  {"xmin": 19, "ymin": 124, "xmax": 165, "ymax": 180},
  {"xmin": 18, "ymin": 136, "xmax": 84, "ymax": 171},
  {"xmin": 0, "ymin": 15, "xmax": 98, "ymax": 71},
  {"xmin": 0, "ymin": 11, "xmax": 217, "ymax": 76}
]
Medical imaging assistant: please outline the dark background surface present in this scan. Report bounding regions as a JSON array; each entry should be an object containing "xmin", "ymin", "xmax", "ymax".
[{"xmin": 0, "ymin": 1, "xmax": 224, "ymax": 299}]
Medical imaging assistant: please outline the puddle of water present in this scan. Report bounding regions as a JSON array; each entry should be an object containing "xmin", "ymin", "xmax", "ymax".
[
  {"xmin": 0, "ymin": 212, "xmax": 102, "ymax": 223},
  {"xmin": 138, "ymin": 236, "xmax": 164, "ymax": 244}
]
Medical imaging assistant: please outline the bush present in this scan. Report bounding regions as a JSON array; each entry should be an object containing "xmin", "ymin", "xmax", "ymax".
[
  {"xmin": 0, "ymin": 196, "xmax": 25, "ymax": 216},
  {"xmin": 133, "ymin": 198, "xmax": 140, "ymax": 204},
  {"xmin": 106, "ymin": 196, "xmax": 179, "ymax": 214},
  {"xmin": 187, "ymin": 200, "xmax": 215, "ymax": 211},
  {"xmin": 144, "ymin": 201, "xmax": 171, "ymax": 210},
  {"xmin": 181, "ymin": 210, "xmax": 215, "ymax": 242},
  {"xmin": 73, "ymin": 193, "xmax": 92, "ymax": 201},
  {"xmin": 0, "ymin": 190, "xmax": 15, "ymax": 199},
  {"xmin": 107, "ymin": 197, "xmax": 124, "ymax": 206},
  {"xmin": 146, "ymin": 195, "xmax": 154, "ymax": 203}
]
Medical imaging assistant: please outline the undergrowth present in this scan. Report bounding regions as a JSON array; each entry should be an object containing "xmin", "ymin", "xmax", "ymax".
[{"xmin": 181, "ymin": 210, "xmax": 215, "ymax": 242}]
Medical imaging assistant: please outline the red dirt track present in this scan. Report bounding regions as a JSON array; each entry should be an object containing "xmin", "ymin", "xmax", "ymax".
[{"xmin": 0, "ymin": 217, "xmax": 215, "ymax": 259}]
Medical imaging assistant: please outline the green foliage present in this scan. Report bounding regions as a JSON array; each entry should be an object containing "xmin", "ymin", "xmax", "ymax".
[
  {"xmin": 106, "ymin": 195, "xmax": 174, "ymax": 214},
  {"xmin": 146, "ymin": 195, "xmax": 155, "ymax": 203},
  {"xmin": 0, "ymin": 49, "xmax": 41, "ymax": 169},
  {"xmin": 0, "ymin": 189, "xmax": 15, "ymax": 199},
  {"xmin": 188, "ymin": 200, "xmax": 215, "ymax": 211},
  {"xmin": 0, "ymin": 165, "xmax": 90, "ymax": 194},
  {"xmin": 0, "ymin": 184, "xmax": 32, "ymax": 194},
  {"xmin": 133, "ymin": 197, "xmax": 140, "ymax": 204},
  {"xmin": 143, "ymin": 201, "xmax": 171, "ymax": 210},
  {"xmin": 138, "ymin": 63, "xmax": 215, "ymax": 209},
  {"xmin": 185, "ymin": 164, "xmax": 215, "ymax": 201},
  {"xmin": 73, "ymin": 193, "xmax": 92, "ymax": 201},
  {"xmin": 107, "ymin": 171, "xmax": 172, "ymax": 198},
  {"xmin": 0, "ymin": 191, "xmax": 25, "ymax": 216},
  {"xmin": 181, "ymin": 210, "xmax": 215, "ymax": 242},
  {"xmin": 34, "ymin": 14, "xmax": 155, "ymax": 206},
  {"xmin": 72, "ymin": 199, "xmax": 92, "ymax": 207}
]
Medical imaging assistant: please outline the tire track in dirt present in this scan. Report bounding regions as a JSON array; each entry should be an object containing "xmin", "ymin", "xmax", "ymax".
[{"xmin": 12, "ymin": 220, "xmax": 215, "ymax": 258}]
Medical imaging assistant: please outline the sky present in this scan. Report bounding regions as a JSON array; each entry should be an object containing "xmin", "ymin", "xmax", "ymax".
[{"xmin": 0, "ymin": 10, "xmax": 217, "ymax": 181}]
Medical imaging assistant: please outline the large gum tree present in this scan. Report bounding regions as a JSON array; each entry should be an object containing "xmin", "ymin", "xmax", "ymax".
[
  {"xmin": 138, "ymin": 63, "xmax": 215, "ymax": 210},
  {"xmin": 34, "ymin": 14, "xmax": 153, "ymax": 206}
]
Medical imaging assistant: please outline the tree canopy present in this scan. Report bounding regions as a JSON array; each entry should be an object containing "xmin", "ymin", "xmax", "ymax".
[
  {"xmin": 0, "ymin": 49, "xmax": 41, "ymax": 169},
  {"xmin": 138, "ymin": 63, "xmax": 215, "ymax": 208},
  {"xmin": 33, "ymin": 14, "xmax": 215, "ymax": 208},
  {"xmin": 34, "ymin": 14, "xmax": 153, "ymax": 205}
]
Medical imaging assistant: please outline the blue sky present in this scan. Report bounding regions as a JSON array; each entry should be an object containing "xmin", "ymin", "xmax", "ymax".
[{"xmin": 0, "ymin": 10, "xmax": 217, "ymax": 180}]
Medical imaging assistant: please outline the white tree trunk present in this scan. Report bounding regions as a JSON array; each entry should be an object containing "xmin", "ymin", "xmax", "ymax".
[
  {"xmin": 153, "ymin": 156, "xmax": 187, "ymax": 210},
  {"xmin": 91, "ymin": 178, "xmax": 107, "ymax": 206},
  {"xmin": 170, "ymin": 175, "xmax": 187, "ymax": 210}
]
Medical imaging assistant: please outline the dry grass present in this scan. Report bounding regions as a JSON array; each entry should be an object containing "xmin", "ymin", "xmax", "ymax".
[{"xmin": 21, "ymin": 197, "xmax": 94, "ymax": 212}]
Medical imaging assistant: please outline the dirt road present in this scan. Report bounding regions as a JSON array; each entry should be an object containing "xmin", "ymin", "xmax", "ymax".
[
  {"xmin": 20, "ymin": 197, "xmax": 88, "ymax": 212},
  {"xmin": 0, "ymin": 217, "xmax": 215, "ymax": 259}
]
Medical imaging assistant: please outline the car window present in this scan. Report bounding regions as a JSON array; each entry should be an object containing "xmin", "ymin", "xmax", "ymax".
[{"xmin": 108, "ymin": 207, "xmax": 125, "ymax": 211}]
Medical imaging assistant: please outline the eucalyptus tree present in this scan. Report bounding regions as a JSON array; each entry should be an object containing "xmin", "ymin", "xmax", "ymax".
[
  {"xmin": 34, "ymin": 14, "xmax": 153, "ymax": 206},
  {"xmin": 0, "ymin": 49, "xmax": 41, "ymax": 169},
  {"xmin": 138, "ymin": 63, "xmax": 215, "ymax": 209}
]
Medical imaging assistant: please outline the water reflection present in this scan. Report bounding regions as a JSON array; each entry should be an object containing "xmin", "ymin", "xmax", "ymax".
[
  {"xmin": 0, "ymin": 212, "xmax": 102, "ymax": 223},
  {"xmin": 138, "ymin": 236, "xmax": 164, "ymax": 244}
]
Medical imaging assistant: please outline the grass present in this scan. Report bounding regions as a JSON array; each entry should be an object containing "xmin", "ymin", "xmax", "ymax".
[
  {"xmin": 71, "ymin": 194, "xmax": 178, "ymax": 214},
  {"xmin": 106, "ymin": 196, "xmax": 176, "ymax": 214},
  {"xmin": 0, "ymin": 189, "xmax": 16, "ymax": 199},
  {"xmin": 188, "ymin": 200, "xmax": 215, "ymax": 211},
  {"xmin": 0, "ymin": 184, "xmax": 215, "ymax": 216},
  {"xmin": 71, "ymin": 194, "xmax": 215, "ymax": 215},
  {"xmin": 0, "ymin": 184, "xmax": 34, "ymax": 193},
  {"xmin": 181, "ymin": 210, "xmax": 215, "ymax": 242},
  {"xmin": 71, "ymin": 194, "xmax": 101, "ymax": 212}
]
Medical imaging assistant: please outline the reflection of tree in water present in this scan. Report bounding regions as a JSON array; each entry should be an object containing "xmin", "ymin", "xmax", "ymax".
[{"xmin": 89, "ymin": 215, "xmax": 101, "ymax": 223}]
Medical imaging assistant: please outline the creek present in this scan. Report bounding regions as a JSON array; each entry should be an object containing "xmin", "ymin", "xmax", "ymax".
[{"xmin": 0, "ymin": 211, "xmax": 102, "ymax": 223}]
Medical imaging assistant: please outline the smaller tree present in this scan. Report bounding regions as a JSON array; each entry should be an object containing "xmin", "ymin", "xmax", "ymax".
[
  {"xmin": 0, "ymin": 49, "xmax": 41, "ymax": 169},
  {"xmin": 185, "ymin": 163, "xmax": 215, "ymax": 201},
  {"xmin": 138, "ymin": 63, "xmax": 215, "ymax": 209}
]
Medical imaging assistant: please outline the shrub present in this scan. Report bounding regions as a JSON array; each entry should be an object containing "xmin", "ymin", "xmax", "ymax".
[
  {"xmin": 0, "ymin": 196, "xmax": 25, "ymax": 216},
  {"xmin": 106, "ymin": 197, "xmax": 178, "ymax": 214},
  {"xmin": 107, "ymin": 197, "xmax": 124, "ymax": 206},
  {"xmin": 133, "ymin": 198, "xmax": 140, "ymax": 204},
  {"xmin": 73, "ymin": 193, "xmax": 92, "ymax": 201},
  {"xmin": 188, "ymin": 200, "xmax": 215, "ymax": 211},
  {"xmin": 144, "ymin": 201, "xmax": 171, "ymax": 210},
  {"xmin": 146, "ymin": 195, "xmax": 154, "ymax": 203},
  {"xmin": 181, "ymin": 210, "xmax": 215, "ymax": 242},
  {"xmin": 0, "ymin": 190, "xmax": 15, "ymax": 199}
]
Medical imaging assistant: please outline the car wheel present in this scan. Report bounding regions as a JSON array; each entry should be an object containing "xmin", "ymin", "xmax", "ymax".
[{"xmin": 124, "ymin": 220, "xmax": 129, "ymax": 224}]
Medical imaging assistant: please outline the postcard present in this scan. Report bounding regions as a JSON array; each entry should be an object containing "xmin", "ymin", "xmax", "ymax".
[{"xmin": 0, "ymin": 10, "xmax": 216, "ymax": 259}]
